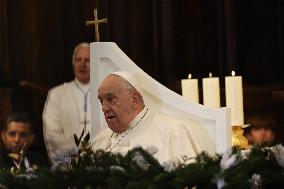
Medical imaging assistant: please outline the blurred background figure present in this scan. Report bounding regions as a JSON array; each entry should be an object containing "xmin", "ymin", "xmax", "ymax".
[
  {"xmin": 243, "ymin": 114, "xmax": 278, "ymax": 147},
  {"xmin": 0, "ymin": 112, "xmax": 49, "ymax": 170},
  {"xmin": 43, "ymin": 42, "xmax": 91, "ymax": 165}
]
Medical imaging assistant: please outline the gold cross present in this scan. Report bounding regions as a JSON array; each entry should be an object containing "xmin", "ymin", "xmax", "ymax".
[{"xmin": 86, "ymin": 9, "xmax": 108, "ymax": 42}]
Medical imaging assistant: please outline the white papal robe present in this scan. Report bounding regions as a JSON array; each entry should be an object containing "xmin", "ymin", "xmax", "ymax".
[
  {"xmin": 91, "ymin": 107, "xmax": 209, "ymax": 164},
  {"xmin": 43, "ymin": 79, "xmax": 91, "ymax": 164}
]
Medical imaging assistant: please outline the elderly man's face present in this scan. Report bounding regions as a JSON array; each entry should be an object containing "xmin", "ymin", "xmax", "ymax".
[
  {"xmin": 98, "ymin": 75, "xmax": 137, "ymax": 133},
  {"xmin": 73, "ymin": 46, "xmax": 90, "ymax": 84},
  {"xmin": 1, "ymin": 122, "xmax": 33, "ymax": 153}
]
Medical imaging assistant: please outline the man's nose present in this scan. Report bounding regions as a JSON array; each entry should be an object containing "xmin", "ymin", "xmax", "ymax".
[
  {"xmin": 101, "ymin": 102, "xmax": 109, "ymax": 112},
  {"xmin": 79, "ymin": 59, "xmax": 89, "ymax": 66},
  {"xmin": 78, "ymin": 60, "xmax": 85, "ymax": 67},
  {"xmin": 14, "ymin": 134, "xmax": 21, "ymax": 143}
]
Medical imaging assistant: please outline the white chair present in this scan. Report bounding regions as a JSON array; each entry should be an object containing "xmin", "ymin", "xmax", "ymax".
[{"xmin": 90, "ymin": 42, "xmax": 231, "ymax": 154}]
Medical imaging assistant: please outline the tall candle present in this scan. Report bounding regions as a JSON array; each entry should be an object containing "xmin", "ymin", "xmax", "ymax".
[
  {"xmin": 225, "ymin": 71, "xmax": 244, "ymax": 126},
  {"xmin": 202, "ymin": 72, "xmax": 220, "ymax": 108},
  {"xmin": 181, "ymin": 74, "xmax": 199, "ymax": 103}
]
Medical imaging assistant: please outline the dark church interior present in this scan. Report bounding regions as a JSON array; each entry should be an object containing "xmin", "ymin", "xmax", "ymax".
[{"xmin": 0, "ymin": 0, "xmax": 284, "ymax": 155}]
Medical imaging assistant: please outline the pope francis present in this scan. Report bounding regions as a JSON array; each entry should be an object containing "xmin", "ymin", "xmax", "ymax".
[{"xmin": 91, "ymin": 71, "xmax": 214, "ymax": 164}]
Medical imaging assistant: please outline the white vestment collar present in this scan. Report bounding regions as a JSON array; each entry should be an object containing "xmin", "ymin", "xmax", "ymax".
[
  {"xmin": 116, "ymin": 106, "xmax": 148, "ymax": 137},
  {"xmin": 75, "ymin": 78, "xmax": 90, "ymax": 92},
  {"xmin": 128, "ymin": 106, "xmax": 148, "ymax": 130},
  {"xmin": 104, "ymin": 106, "xmax": 148, "ymax": 151}
]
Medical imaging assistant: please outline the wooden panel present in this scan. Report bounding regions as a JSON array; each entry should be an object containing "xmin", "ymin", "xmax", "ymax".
[
  {"xmin": 6, "ymin": 0, "xmax": 63, "ymax": 86},
  {"xmin": 0, "ymin": 0, "xmax": 8, "ymax": 83},
  {"xmin": 235, "ymin": 0, "xmax": 283, "ymax": 84},
  {"xmin": 0, "ymin": 88, "xmax": 11, "ymax": 127}
]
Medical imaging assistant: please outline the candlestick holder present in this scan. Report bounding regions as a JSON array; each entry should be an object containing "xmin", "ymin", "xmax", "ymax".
[{"xmin": 232, "ymin": 126, "xmax": 249, "ymax": 149}]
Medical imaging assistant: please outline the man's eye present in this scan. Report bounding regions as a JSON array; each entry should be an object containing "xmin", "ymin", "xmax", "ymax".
[
  {"xmin": 85, "ymin": 59, "xmax": 90, "ymax": 64},
  {"xmin": 74, "ymin": 58, "xmax": 82, "ymax": 64},
  {"xmin": 20, "ymin": 133, "xmax": 28, "ymax": 138},
  {"xmin": 98, "ymin": 95, "xmax": 117, "ymax": 105},
  {"xmin": 8, "ymin": 132, "xmax": 16, "ymax": 137},
  {"xmin": 107, "ymin": 97, "xmax": 116, "ymax": 104}
]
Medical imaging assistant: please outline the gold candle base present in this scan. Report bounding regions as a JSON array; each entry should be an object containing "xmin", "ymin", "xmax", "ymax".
[{"xmin": 232, "ymin": 126, "xmax": 250, "ymax": 149}]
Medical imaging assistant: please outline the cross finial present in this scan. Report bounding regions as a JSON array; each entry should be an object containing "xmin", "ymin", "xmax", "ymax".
[{"xmin": 86, "ymin": 9, "xmax": 108, "ymax": 42}]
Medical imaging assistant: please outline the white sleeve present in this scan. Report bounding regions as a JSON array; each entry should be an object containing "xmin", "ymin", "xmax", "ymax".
[
  {"xmin": 42, "ymin": 88, "xmax": 70, "ymax": 164},
  {"xmin": 168, "ymin": 124, "xmax": 199, "ymax": 163}
]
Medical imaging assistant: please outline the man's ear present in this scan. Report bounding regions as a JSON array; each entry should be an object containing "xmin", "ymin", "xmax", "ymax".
[{"xmin": 131, "ymin": 91, "xmax": 141, "ymax": 110}]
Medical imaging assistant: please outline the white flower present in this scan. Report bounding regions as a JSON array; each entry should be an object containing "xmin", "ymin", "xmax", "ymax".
[
  {"xmin": 110, "ymin": 165, "xmax": 125, "ymax": 173},
  {"xmin": 272, "ymin": 144, "xmax": 284, "ymax": 167},
  {"xmin": 249, "ymin": 173, "xmax": 262, "ymax": 189},
  {"xmin": 16, "ymin": 173, "xmax": 37, "ymax": 180},
  {"xmin": 220, "ymin": 149, "xmax": 239, "ymax": 170},
  {"xmin": 211, "ymin": 176, "xmax": 226, "ymax": 189},
  {"xmin": 162, "ymin": 160, "xmax": 178, "ymax": 173},
  {"xmin": 25, "ymin": 167, "xmax": 35, "ymax": 173},
  {"xmin": 79, "ymin": 151, "xmax": 87, "ymax": 157},
  {"xmin": 216, "ymin": 178, "xmax": 226, "ymax": 189},
  {"xmin": 240, "ymin": 149, "xmax": 250, "ymax": 160},
  {"xmin": 52, "ymin": 148, "xmax": 78, "ymax": 169},
  {"xmin": 132, "ymin": 152, "xmax": 150, "ymax": 171},
  {"xmin": 145, "ymin": 146, "xmax": 159, "ymax": 155}
]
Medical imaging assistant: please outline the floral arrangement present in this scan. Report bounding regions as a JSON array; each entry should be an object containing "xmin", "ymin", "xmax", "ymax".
[{"xmin": 0, "ymin": 141, "xmax": 284, "ymax": 188}]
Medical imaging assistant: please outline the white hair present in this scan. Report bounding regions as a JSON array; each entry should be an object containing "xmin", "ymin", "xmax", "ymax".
[{"xmin": 72, "ymin": 42, "xmax": 90, "ymax": 65}]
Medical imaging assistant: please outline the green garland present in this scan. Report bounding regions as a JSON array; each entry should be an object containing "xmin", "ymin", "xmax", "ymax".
[{"xmin": 0, "ymin": 145, "xmax": 284, "ymax": 189}]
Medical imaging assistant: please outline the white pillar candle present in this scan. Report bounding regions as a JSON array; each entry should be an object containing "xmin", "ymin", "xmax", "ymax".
[
  {"xmin": 202, "ymin": 72, "xmax": 220, "ymax": 108},
  {"xmin": 181, "ymin": 74, "xmax": 199, "ymax": 103},
  {"xmin": 225, "ymin": 71, "xmax": 244, "ymax": 126}
]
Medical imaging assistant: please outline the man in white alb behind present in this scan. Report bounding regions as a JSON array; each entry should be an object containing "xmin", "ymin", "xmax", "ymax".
[{"xmin": 43, "ymin": 42, "xmax": 92, "ymax": 165}]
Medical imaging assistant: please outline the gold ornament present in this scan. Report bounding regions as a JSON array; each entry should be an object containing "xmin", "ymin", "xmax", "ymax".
[{"xmin": 232, "ymin": 126, "xmax": 250, "ymax": 149}]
